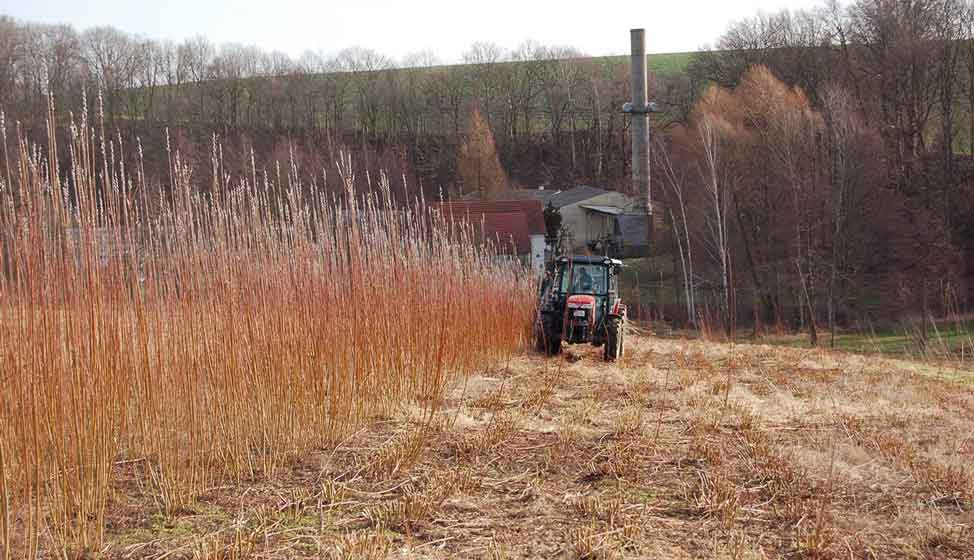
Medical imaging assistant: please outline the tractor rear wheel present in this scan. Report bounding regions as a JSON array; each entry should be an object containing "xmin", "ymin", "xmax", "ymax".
[{"xmin": 604, "ymin": 317, "xmax": 624, "ymax": 361}]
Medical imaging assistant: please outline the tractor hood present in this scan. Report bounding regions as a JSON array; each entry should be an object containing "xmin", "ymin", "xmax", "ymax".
[{"xmin": 566, "ymin": 294, "xmax": 597, "ymax": 308}]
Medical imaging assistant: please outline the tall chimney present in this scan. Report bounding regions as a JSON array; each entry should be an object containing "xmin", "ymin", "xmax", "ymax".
[{"xmin": 628, "ymin": 29, "xmax": 652, "ymax": 246}]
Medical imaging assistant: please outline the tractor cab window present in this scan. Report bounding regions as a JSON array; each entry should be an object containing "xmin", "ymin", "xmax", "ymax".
[{"xmin": 559, "ymin": 264, "xmax": 608, "ymax": 295}]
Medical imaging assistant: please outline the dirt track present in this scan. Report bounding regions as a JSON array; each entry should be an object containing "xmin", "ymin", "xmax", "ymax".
[{"xmin": 107, "ymin": 335, "xmax": 974, "ymax": 559}]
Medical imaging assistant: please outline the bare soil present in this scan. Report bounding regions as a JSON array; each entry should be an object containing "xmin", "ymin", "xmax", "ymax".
[{"xmin": 104, "ymin": 335, "xmax": 974, "ymax": 559}]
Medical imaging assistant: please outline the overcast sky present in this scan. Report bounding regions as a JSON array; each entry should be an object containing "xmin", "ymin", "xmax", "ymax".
[{"xmin": 4, "ymin": 0, "xmax": 826, "ymax": 61}]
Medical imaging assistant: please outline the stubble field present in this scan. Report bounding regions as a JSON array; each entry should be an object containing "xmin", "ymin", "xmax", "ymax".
[{"xmin": 97, "ymin": 335, "xmax": 974, "ymax": 559}]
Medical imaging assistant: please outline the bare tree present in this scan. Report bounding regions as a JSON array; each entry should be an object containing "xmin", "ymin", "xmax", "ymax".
[
  {"xmin": 401, "ymin": 50, "xmax": 441, "ymax": 69},
  {"xmin": 178, "ymin": 35, "xmax": 213, "ymax": 120},
  {"xmin": 655, "ymin": 135, "xmax": 696, "ymax": 326},
  {"xmin": 0, "ymin": 17, "xmax": 21, "ymax": 111},
  {"xmin": 336, "ymin": 47, "xmax": 394, "ymax": 140},
  {"xmin": 821, "ymin": 85, "xmax": 869, "ymax": 346},
  {"xmin": 964, "ymin": 1, "xmax": 974, "ymax": 156},
  {"xmin": 697, "ymin": 114, "xmax": 732, "ymax": 335},
  {"xmin": 463, "ymin": 41, "xmax": 505, "ymax": 130},
  {"xmin": 82, "ymin": 26, "xmax": 140, "ymax": 121},
  {"xmin": 847, "ymin": 0, "xmax": 943, "ymax": 192},
  {"xmin": 539, "ymin": 46, "xmax": 586, "ymax": 173}
]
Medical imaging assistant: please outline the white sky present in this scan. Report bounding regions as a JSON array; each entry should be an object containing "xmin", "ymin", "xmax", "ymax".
[{"xmin": 3, "ymin": 0, "xmax": 826, "ymax": 61}]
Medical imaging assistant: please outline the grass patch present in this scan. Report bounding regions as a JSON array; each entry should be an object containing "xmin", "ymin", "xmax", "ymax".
[
  {"xmin": 759, "ymin": 319, "xmax": 974, "ymax": 361},
  {"xmin": 589, "ymin": 52, "xmax": 697, "ymax": 76}
]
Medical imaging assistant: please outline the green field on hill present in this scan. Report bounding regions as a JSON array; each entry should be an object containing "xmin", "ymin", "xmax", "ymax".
[{"xmin": 592, "ymin": 51, "xmax": 696, "ymax": 76}]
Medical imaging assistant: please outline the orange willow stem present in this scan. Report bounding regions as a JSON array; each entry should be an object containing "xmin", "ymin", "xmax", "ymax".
[
  {"xmin": 0, "ymin": 97, "xmax": 536, "ymax": 555},
  {"xmin": 0, "ymin": 436, "xmax": 8, "ymax": 560}
]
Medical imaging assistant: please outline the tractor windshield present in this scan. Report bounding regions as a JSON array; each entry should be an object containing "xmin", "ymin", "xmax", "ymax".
[{"xmin": 559, "ymin": 264, "xmax": 608, "ymax": 295}]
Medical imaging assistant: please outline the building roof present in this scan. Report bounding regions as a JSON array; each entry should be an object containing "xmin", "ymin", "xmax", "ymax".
[
  {"xmin": 481, "ymin": 212, "xmax": 532, "ymax": 254},
  {"xmin": 555, "ymin": 255, "xmax": 623, "ymax": 266},
  {"xmin": 514, "ymin": 185, "xmax": 609, "ymax": 208},
  {"xmin": 432, "ymin": 200, "xmax": 545, "ymax": 255},
  {"xmin": 580, "ymin": 204, "xmax": 625, "ymax": 216}
]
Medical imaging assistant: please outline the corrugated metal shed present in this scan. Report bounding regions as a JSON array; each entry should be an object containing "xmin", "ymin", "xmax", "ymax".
[
  {"xmin": 580, "ymin": 204, "xmax": 625, "ymax": 216},
  {"xmin": 515, "ymin": 186, "xmax": 609, "ymax": 208},
  {"xmin": 619, "ymin": 214, "xmax": 649, "ymax": 248}
]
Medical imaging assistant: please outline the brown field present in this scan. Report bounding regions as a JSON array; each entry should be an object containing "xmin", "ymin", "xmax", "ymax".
[{"xmin": 89, "ymin": 334, "xmax": 974, "ymax": 559}]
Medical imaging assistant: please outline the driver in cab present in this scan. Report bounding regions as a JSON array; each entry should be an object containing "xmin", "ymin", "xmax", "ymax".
[{"xmin": 573, "ymin": 268, "xmax": 593, "ymax": 293}]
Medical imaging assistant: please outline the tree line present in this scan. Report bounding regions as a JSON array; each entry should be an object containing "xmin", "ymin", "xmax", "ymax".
[
  {"xmin": 0, "ymin": 16, "xmax": 696, "ymax": 194},
  {"xmin": 2, "ymin": 0, "xmax": 973, "ymax": 336},
  {"xmin": 662, "ymin": 0, "xmax": 974, "ymax": 341}
]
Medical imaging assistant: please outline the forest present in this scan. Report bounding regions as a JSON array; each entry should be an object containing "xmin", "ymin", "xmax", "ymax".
[{"xmin": 1, "ymin": 0, "xmax": 973, "ymax": 338}]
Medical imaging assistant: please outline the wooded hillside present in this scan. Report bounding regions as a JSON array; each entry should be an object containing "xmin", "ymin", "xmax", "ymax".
[{"xmin": 2, "ymin": 0, "xmax": 973, "ymax": 332}]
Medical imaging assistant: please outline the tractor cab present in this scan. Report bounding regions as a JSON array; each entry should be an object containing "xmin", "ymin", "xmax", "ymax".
[{"xmin": 535, "ymin": 256, "xmax": 627, "ymax": 361}]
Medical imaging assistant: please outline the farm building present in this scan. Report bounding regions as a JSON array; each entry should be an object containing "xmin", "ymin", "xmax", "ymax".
[
  {"xmin": 513, "ymin": 186, "xmax": 654, "ymax": 258},
  {"xmin": 432, "ymin": 200, "xmax": 547, "ymax": 274}
]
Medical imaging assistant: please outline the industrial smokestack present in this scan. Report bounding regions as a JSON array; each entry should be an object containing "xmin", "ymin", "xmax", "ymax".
[{"xmin": 627, "ymin": 28, "xmax": 652, "ymax": 247}]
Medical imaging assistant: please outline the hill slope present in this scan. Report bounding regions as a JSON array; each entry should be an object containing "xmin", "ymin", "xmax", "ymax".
[{"xmin": 591, "ymin": 51, "xmax": 696, "ymax": 76}]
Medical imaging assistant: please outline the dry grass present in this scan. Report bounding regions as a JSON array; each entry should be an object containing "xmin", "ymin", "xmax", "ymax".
[{"xmin": 6, "ymin": 333, "xmax": 962, "ymax": 559}]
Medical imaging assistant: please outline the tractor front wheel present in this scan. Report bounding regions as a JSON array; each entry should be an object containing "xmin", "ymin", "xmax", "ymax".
[
  {"xmin": 536, "ymin": 320, "xmax": 562, "ymax": 356},
  {"xmin": 603, "ymin": 316, "xmax": 624, "ymax": 361},
  {"xmin": 537, "ymin": 332, "xmax": 562, "ymax": 356},
  {"xmin": 549, "ymin": 337, "xmax": 562, "ymax": 355}
]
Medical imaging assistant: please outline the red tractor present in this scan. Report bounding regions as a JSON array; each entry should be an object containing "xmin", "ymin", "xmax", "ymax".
[{"xmin": 535, "ymin": 256, "xmax": 627, "ymax": 361}]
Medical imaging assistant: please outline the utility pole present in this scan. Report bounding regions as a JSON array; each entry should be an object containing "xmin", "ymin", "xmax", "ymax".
[{"xmin": 623, "ymin": 28, "xmax": 657, "ymax": 249}]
